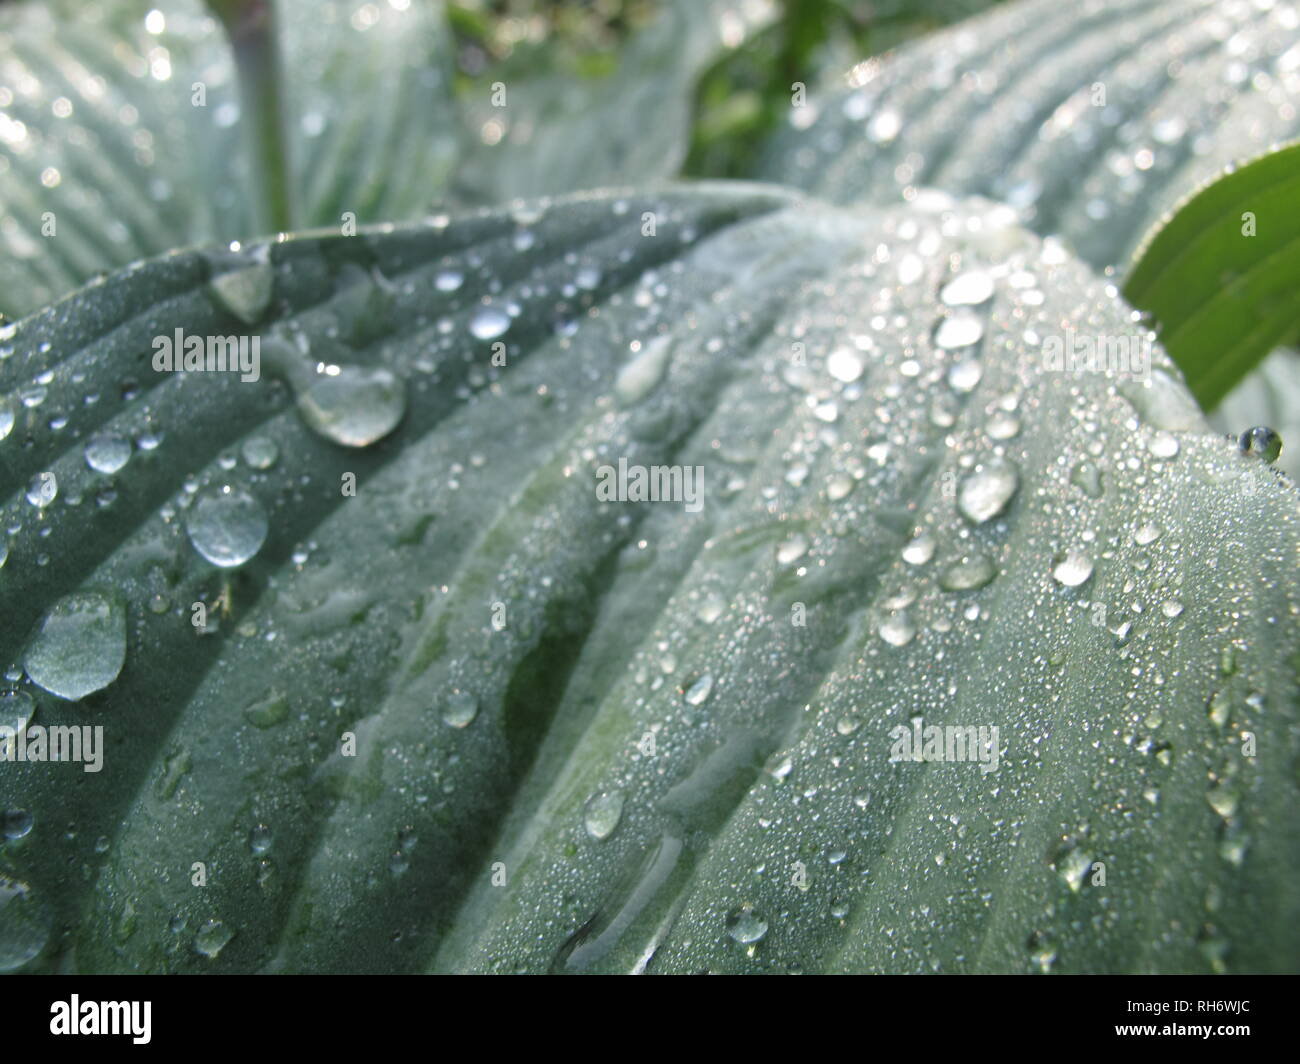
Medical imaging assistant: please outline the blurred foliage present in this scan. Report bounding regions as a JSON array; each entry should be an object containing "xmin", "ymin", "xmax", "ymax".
[{"xmin": 445, "ymin": 2, "xmax": 1001, "ymax": 181}]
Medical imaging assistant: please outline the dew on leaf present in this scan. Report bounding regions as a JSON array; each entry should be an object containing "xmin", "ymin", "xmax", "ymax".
[
  {"xmin": 295, "ymin": 365, "xmax": 407, "ymax": 447},
  {"xmin": 958, "ymin": 460, "xmax": 1019, "ymax": 524},
  {"xmin": 583, "ymin": 791, "xmax": 625, "ymax": 841},
  {"xmin": 23, "ymin": 591, "xmax": 126, "ymax": 701},
  {"xmin": 185, "ymin": 488, "xmax": 268, "ymax": 568}
]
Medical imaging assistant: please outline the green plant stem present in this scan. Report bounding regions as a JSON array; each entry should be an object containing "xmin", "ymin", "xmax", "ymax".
[{"xmin": 209, "ymin": 0, "xmax": 293, "ymax": 234}]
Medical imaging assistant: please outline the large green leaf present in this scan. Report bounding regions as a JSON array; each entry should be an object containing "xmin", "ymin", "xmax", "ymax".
[
  {"xmin": 1, "ymin": 186, "xmax": 1296, "ymax": 974},
  {"xmin": 447, "ymin": 0, "xmax": 776, "ymax": 205},
  {"xmin": 0, "ymin": 0, "xmax": 767, "ymax": 322},
  {"xmin": 0, "ymin": 0, "xmax": 461, "ymax": 320},
  {"xmin": 757, "ymin": 0, "xmax": 1300, "ymax": 275},
  {"xmin": 1123, "ymin": 142, "xmax": 1300, "ymax": 410}
]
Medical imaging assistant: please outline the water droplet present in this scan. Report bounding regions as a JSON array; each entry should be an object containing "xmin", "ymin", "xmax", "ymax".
[
  {"xmin": 0, "ymin": 399, "xmax": 15, "ymax": 441},
  {"xmin": 241, "ymin": 436, "xmax": 279, "ymax": 470},
  {"xmin": 207, "ymin": 260, "xmax": 273, "ymax": 324},
  {"xmin": 248, "ymin": 824, "xmax": 273, "ymax": 854},
  {"xmin": 986, "ymin": 410, "xmax": 1021, "ymax": 440},
  {"xmin": 1149, "ymin": 432, "xmax": 1180, "ymax": 459},
  {"xmin": 958, "ymin": 460, "xmax": 1019, "ymax": 524},
  {"xmin": 583, "ymin": 791, "xmax": 625, "ymax": 841},
  {"xmin": 902, "ymin": 532, "xmax": 936, "ymax": 566},
  {"xmin": 879, "ymin": 612, "xmax": 916, "ymax": 647},
  {"xmin": 1056, "ymin": 847, "xmax": 1092, "ymax": 892},
  {"xmin": 2, "ymin": 808, "xmax": 32, "ymax": 840},
  {"xmin": 1206, "ymin": 783, "xmax": 1237, "ymax": 821},
  {"xmin": 193, "ymin": 919, "xmax": 234, "ymax": 959},
  {"xmin": 442, "ymin": 690, "xmax": 478, "ymax": 728},
  {"xmin": 933, "ymin": 312, "xmax": 985, "ymax": 350},
  {"xmin": 940, "ymin": 270, "xmax": 995, "ymax": 306},
  {"xmin": 0, "ymin": 878, "xmax": 49, "ymax": 971},
  {"xmin": 1160, "ymin": 599, "xmax": 1183, "ymax": 619},
  {"xmin": 23, "ymin": 591, "xmax": 126, "ymax": 700},
  {"xmin": 947, "ymin": 358, "xmax": 983, "ymax": 393},
  {"xmin": 186, "ymin": 488, "xmax": 268, "ymax": 568},
  {"xmin": 469, "ymin": 306, "xmax": 511, "ymax": 340},
  {"xmin": 776, "ymin": 533, "xmax": 808, "ymax": 565},
  {"xmin": 1133, "ymin": 523, "xmax": 1160, "ymax": 545},
  {"xmin": 84, "ymin": 435, "xmax": 131, "ymax": 474},
  {"xmin": 1071, "ymin": 461, "xmax": 1103, "ymax": 499},
  {"xmin": 725, "ymin": 904, "xmax": 769, "ymax": 944},
  {"xmin": 1238, "ymin": 426, "xmax": 1282, "ymax": 464},
  {"xmin": 615, "ymin": 335, "xmax": 673, "ymax": 405},
  {"xmin": 1207, "ymin": 689, "xmax": 1232, "ymax": 729},
  {"xmin": 1052, "ymin": 551, "xmax": 1095, "ymax": 587},
  {"xmin": 939, "ymin": 552, "xmax": 997, "ymax": 591},
  {"xmin": 0, "ymin": 691, "xmax": 35, "ymax": 752},
  {"xmin": 827, "ymin": 347, "xmax": 864, "ymax": 383},
  {"xmin": 434, "ymin": 268, "xmax": 464, "ymax": 292},
  {"xmin": 295, "ymin": 365, "xmax": 407, "ymax": 447},
  {"xmin": 683, "ymin": 674, "xmax": 714, "ymax": 706},
  {"xmin": 26, "ymin": 472, "xmax": 57, "ymax": 508}
]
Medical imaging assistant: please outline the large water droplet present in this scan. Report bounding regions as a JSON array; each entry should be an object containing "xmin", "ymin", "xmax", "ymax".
[
  {"xmin": 958, "ymin": 460, "xmax": 1019, "ymax": 524},
  {"xmin": 84, "ymin": 435, "xmax": 132, "ymax": 474},
  {"xmin": 0, "ymin": 690, "xmax": 35, "ymax": 751},
  {"xmin": 185, "ymin": 488, "xmax": 269, "ymax": 568},
  {"xmin": 939, "ymin": 552, "xmax": 997, "ymax": 591},
  {"xmin": 1238, "ymin": 426, "xmax": 1282, "ymax": 464},
  {"xmin": 902, "ymin": 532, "xmax": 936, "ymax": 566},
  {"xmin": 0, "ymin": 878, "xmax": 49, "ymax": 972},
  {"xmin": 725, "ymin": 905, "xmax": 769, "ymax": 944},
  {"xmin": 940, "ymin": 270, "xmax": 995, "ymax": 306},
  {"xmin": 583, "ymin": 791, "xmax": 625, "ymax": 841},
  {"xmin": 469, "ymin": 306, "xmax": 511, "ymax": 340},
  {"xmin": 933, "ymin": 312, "xmax": 985, "ymax": 350},
  {"xmin": 0, "ymin": 399, "xmax": 14, "ymax": 441},
  {"xmin": 295, "ymin": 365, "xmax": 407, "ymax": 447},
  {"xmin": 879, "ymin": 612, "xmax": 916, "ymax": 647},
  {"xmin": 827, "ymin": 347, "xmax": 864, "ymax": 383},
  {"xmin": 193, "ymin": 919, "xmax": 234, "ymax": 959},
  {"xmin": 207, "ymin": 259, "xmax": 273, "ymax": 325},
  {"xmin": 23, "ymin": 591, "xmax": 126, "ymax": 700},
  {"xmin": 1051, "ymin": 551, "xmax": 1095, "ymax": 587}
]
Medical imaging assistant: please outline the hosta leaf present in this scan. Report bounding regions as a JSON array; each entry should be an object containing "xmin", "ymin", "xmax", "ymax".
[
  {"xmin": 1, "ymin": 187, "xmax": 1297, "ymax": 975},
  {"xmin": 1123, "ymin": 142, "xmax": 1300, "ymax": 410},
  {"xmin": 0, "ymin": 0, "xmax": 459, "ymax": 321},
  {"xmin": 446, "ymin": 0, "xmax": 776, "ymax": 206},
  {"xmin": 757, "ymin": 0, "xmax": 1300, "ymax": 275}
]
